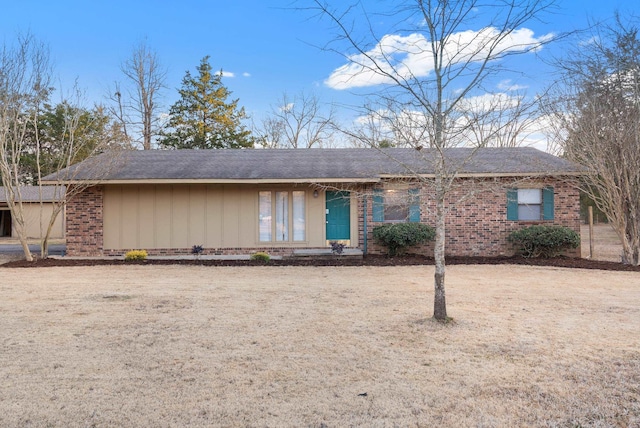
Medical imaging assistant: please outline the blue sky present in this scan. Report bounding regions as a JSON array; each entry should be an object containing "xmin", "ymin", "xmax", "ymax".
[{"xmin": 0, "ymin": 0, "xmax": 634, "ymax": 142}]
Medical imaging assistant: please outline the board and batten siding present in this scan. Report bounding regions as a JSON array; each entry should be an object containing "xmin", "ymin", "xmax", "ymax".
[
  {"xmin": 0, "ymin": 203, "xmax": 64, "ymax": 239},
  {"xmin": 102, "ymin": 184, "xmax": 330, "ymax": 250}
]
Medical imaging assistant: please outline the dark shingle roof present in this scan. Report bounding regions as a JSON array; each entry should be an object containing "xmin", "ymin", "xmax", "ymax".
[
  {"xmin": 42, "ymin": 147, "xmax": 583, "ymax": 183},
  {"xmin": 0, "ymin": 186, "xmax": 65, "ymax": 202}
]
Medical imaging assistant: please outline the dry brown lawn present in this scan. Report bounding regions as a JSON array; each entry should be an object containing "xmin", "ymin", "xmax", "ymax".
[{"xmin": 1, "ymin": 264, "xmax": 638, "ymax": 427}]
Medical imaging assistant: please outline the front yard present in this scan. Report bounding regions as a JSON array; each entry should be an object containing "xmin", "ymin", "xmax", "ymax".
[{"xmin": 1, "ymin": 265, "xmax": 638, "ymax": 426}]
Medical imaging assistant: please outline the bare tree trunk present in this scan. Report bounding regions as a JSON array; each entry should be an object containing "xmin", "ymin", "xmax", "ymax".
[{"xmin": 433, "ymin": 184, "xmax": 447, "ymax": 321}]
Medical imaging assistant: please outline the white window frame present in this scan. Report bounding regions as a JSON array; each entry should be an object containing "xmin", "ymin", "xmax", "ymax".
[
  {"xmin": 517, "ymin": 188, "xmax": 542, "ymax": 221},
  {"xmin": 258, "ymin": 190, "xmax": 306, "ymax": 243}
]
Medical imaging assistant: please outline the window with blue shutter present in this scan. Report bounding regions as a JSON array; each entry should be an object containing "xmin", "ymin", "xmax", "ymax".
[
  {"xmin": 372, "ymin": 186, "xmax": 421, "ymax": 222},
  {"xmin": 507, "ymin": 187, "xmax": 554, "ymax": 221},
  {"xmin": 408, "ymin": 188, "xmax": 421, "ymax": 222},
  {"xmin": 542, "ymin": 186, "xmax": 554, "ymax": 220},
  {"xmin": 372, "ymin": 189, "xmax": 384, "ymax": 222},
  {"xmin": 506, "ymin": 189, "xmax": 518, "ymax": 220}
]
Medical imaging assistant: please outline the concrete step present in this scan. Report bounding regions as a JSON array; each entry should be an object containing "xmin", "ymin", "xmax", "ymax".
[{"xmin": 291, "ymin": 248, "xmax": 363, "ymax": 259}]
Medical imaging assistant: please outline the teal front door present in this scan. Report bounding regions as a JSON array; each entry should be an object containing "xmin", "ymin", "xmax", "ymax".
[{"xmin": 326, "ymin": 191, "xmax": 350, "ymax": 241}]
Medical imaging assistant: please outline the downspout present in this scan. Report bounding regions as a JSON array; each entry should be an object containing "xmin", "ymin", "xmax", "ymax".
[{"xmin": 363, "ymin": 196, "xmax": 367, "ymax": 255}]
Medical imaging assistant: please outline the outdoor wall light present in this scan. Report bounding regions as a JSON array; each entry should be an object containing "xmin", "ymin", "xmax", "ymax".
[{"xmin": 313, "ymin": 190, "xmax": 319, "ymax": 198}]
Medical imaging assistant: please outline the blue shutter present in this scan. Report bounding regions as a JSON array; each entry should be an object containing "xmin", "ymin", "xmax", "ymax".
[
  {"xmin": 506, "ymin": 189, "xmax": 518, "ymax": 220},
  {"xmin": 542, "ymin": 186, "xmax": 554, "ymax": 220},
  {"xmin": 372, "ymin": 189, "xmax": 384, "ymax": 222},
  {"xmin": 408, "ymin": 188, "xmax": 420, "ymax": 222}
]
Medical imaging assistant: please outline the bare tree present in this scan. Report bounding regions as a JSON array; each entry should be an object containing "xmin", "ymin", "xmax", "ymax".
[
  {"xmin": 255, "ymin": 116, "xmax": 286, "ymax": 148},
  {"xmin": 345, "ymin": 106, "xmax": 397, "ymax": 147},
  {"xmin": 0, "ymin": 34, "xmax": 126, "ymax": 261},
  {"xmin": 256, "ymin": 91, "xmax": 335, "ymax": 148},
  {"xmin": 312, "ymin": 0, "xmax": 558, "ymax": 320},
  {"xmin": 0, "ymin": 34, "xmax": 52, "ymax": 261},
  {"xmin": 545, "ymin": 14, "xmax": 640, "ymax": 265},
  {"xmin": 109, "ymin": 41, "xmax": 166, "ymax": 150},
  {"xmin": 461, "ymin": 92, "xmax": 541, "ymax": 148}
]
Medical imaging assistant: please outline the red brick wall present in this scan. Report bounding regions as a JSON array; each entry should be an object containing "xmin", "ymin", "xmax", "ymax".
[
  {"xmin": 65, "ymin": 186, "xmax": 104, "ymax": 256},
  {"xmin": 364, "ymin": 178, "xmax": 581, "ymax": 257}
]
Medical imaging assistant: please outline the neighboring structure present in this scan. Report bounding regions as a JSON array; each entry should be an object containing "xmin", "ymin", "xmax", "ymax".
[
  {"xmin": 42, "ymin": 148, "xmax": 582, "ymax": 257},
  {"xmin": 0, "ymin": 186, "xmax": 65, "ymax": 239}
]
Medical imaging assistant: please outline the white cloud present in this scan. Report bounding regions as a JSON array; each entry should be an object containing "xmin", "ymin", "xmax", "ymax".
[
  {"xmin": 215, "ymin": 70, "xmax": 235, "ymax": 78},
  {"xmin": 497, "ymin": 79, "xmax": 528, "ymax": 91},
  {"xmin": 457, "ymin": 92, "xmax": 522, "ymax": 113},
  {"xmin": 280, "ymin": 103, "xmax": 294, "ymax": 112},
  {"xmin": 243, "ymin": 72, "xmax": 251, "ymax": 77},
  {"xmin": 325, "ymin": 27, "xmax": 553, "ymax": 90},
  {"xmin": 579, "ymin": 36, "xmax": 599, "ymax": 47}
]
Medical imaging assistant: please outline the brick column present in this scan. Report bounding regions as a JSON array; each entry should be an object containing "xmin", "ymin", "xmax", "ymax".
[{"xmin": 66, "ymin": 186, "xmax": 104, "ymax": 256}]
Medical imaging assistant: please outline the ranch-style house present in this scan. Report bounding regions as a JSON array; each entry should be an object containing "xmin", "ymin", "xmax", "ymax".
[{"xmin": 42, "ymin": 147, "xmax": 583, "ymax": 257}]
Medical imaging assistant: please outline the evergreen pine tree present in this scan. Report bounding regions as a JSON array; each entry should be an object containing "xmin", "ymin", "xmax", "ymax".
[{"xmin": 159, "ymin": 56, "xmax": 254, "ymax": 149}]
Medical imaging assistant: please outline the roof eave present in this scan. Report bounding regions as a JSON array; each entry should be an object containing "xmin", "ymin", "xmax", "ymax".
[
  {"xmin": 40, "ymin": 177, "xmax": 382, "ymax": 185},
  {"xmin": 379, "ymin": 171, "xmax": 585, "ymax": 179}
]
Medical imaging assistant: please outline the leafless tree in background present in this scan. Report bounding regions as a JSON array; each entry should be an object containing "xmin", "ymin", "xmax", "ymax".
[
  {"xmin": 256, "ymin": 91, "xmax": 335, "ymax": 148},
  {"xmin": 110, "ymin": 41, "xmax": 166, "ymax": 150},
  {"xmin": 462, "ymin": 93, "xmax": 540, "ymax": 148},
  {"xmin": 545, "ymin": 13, "xmax": 640, "ymax": 265}
]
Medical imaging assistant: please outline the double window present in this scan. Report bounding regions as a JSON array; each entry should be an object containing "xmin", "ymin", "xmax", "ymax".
[
  {"xmin": 372, "ymin": 187, "xmax": 420, "ymax": 223},
  {"xmin": 507, "ymin": 187, "xmax": 554, "ymax": 221},
  {"xmin": 259, "ymin": 191, "xmax": 306, "ymax": 242}
]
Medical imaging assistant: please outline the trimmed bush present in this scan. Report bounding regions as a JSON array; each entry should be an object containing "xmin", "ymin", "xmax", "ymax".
[
  {"xmin": 124, "ymin": 250, "xmax": 148, "ymax": 262},
  {"xmin": 250, "ymin": 252, "xmax": 271, "ymax": 263},
  {"xmin": 508, "ymin": 225, "xmax": 580, "ymax": 258},
  {"xmin": 373, "ymin": 223, "xmax": 435, "ymax": 256}
]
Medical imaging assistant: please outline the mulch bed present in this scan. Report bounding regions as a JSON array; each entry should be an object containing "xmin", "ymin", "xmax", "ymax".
[{"xmin": 2, "ymin": 255, "xmax": 639, "ymax": 271}]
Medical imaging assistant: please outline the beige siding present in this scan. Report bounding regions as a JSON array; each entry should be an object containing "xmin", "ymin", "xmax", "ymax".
[
  {"xmin": 189, "ymin": 185, "xmax": 207, "ymax": 245},
  {"xmin": 308, "ymin": 190, "xmax": 325, "ymax": 244},
  {"xmin": 350, "ymin": 193, "xmax": 358, "ymax": 244},
  {"xmin": 121, "ymin": 186, "xmax": 139, "ymax": 249},
  {"xmin": 171, "ymin": 188, "xmax": 190, "ymax": 248},
  {"xmin": 7, "ymin": 203, "xmax": 64, "ymax": 239},
  {"xmin": 155, "ymin": 186, "xmax": 172, "ymax": 248},
  {"xmin": 205, "ymin": 187, "xmax": 223, "ymax": 245},
  {"xmin": 138, "ymin": 186, "xmax": 156, "ymax": 247},
  {"xmin": 222, "ymin": 186, "xmax": 240, "ymax": 246},
  {"xmin": 238, "ymin": 190, "xmax": 255, "ymax": 245},
  {"xmin": 103, "ymin": 184, "xmax": 329, "ymax": 250}
]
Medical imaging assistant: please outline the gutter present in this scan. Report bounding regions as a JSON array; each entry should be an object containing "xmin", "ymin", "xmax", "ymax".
[{"xmin": 363, "ymin": 196, "xmax": 367, "ymax": 255}]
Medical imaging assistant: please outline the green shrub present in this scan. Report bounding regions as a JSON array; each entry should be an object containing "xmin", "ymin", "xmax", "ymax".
[
  {"xmin": 250, "ymin": 251, "xmax": 271, "ymax": 263},
  {"xmin": 373, "ymin": 223, "xmax": 435, "ymax": 256},
  {"xmin": 508, "ymin": 225, "xmax": 580, "ymax": 258},
  {"xmin": 124, "ymin": 250, "xmax": 148, "ymax": 261}
]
